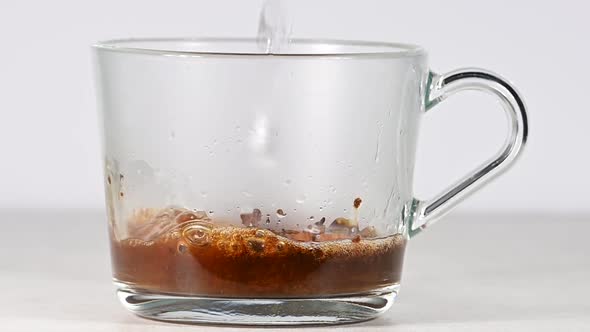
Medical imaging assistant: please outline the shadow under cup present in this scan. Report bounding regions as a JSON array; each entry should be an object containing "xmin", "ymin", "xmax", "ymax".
[{"xmin": 94, "ymin": 38, "xmax": 527, "ymax": 325}]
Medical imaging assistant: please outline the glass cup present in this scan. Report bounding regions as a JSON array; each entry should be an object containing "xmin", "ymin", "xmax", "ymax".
[{"xmin": 93, "ymin": 38, "xmax": 528, "ymax": 325}]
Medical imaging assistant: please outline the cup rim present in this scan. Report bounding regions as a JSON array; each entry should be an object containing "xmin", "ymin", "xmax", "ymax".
[{"xmin": 93, "ymin": 37, "xmax": 426, "ymax": 59}]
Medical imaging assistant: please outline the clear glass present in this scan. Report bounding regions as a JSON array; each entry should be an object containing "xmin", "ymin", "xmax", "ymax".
[{"xmin": 93, "ymin": 38, "xmax": 527, "ymax": 325}]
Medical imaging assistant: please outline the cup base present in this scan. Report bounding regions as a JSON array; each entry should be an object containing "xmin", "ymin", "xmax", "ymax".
[{"xmin": 116, "ymin": 284, "xmax": 398, "ymax": 325}]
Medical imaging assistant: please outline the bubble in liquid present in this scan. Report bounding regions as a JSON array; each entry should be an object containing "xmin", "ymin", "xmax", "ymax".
[
  {"xmin": 247, "ymin": 238, "xmax": 265, "ymax": 252},
  {"xmin": 177, "ymin": 242, "xmax": 188, "ymax": 254},
  {"xmin": 176, "ymin": 210, "xmax": 209, "ymax": 224},
  {"xmin": 208, "ymin": 210, "xmax": 214, "ymax": 215},
  {"xmin": 255, "ymin": 229, "xmax": 266, "ymax": 238},
  {"xmin": 182, "ymin": 223, "xmax": 212, "ymax": 246}
]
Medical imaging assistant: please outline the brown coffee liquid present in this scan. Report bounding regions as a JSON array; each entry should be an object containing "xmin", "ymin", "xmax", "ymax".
[{"xmin": 110, "ymin": 208, "xmax": 406, "ymax": 298}]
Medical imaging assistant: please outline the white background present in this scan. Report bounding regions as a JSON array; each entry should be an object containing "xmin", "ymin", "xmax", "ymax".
[{"xmin": 0, "ymin": 0, "xmax": 588, "ymax": 214}]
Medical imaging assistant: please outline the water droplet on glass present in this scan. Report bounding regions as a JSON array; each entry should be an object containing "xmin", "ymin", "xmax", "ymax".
[
  {"xmin": 329, "ymin": 185, "xmax": 336, "ymax": 193},
  {"xmin": 276, "ymin": 209, "xmax": 287, "ymax": 218},
  {"xmin": 344, "ymin": 208, "xmax": 348, "ymax": 213},
  {"xmin": 319, "ymin": 206, "xmax": 323, "ymax": 211},
  {"xmin": 284, "ymin": 179, "xmax": 292, "ymax": 186},
  {"xmin": 375, "ymin": 123, "xmax": 383, "ymax": 163},
  {"xmin": 257, "ymin": 0, "xmax": 291, "ymax": 54},
  {"xmin": 255, "ymin": 229, "xmax": 266, "ymax": 238},
  {"xmin": 200, "ymin": 191, "xmax": 208, "ymax": 198},
  {"xmin": 241, "ymin": 208, "xmax": 262, "ymax": 227},
  {"xmin": 208, "ymin": 210, "xmax": 214, "ymax": 215},
  {"xmin": 169, "ymin": 131, "xmax": 176, "ymax": 140},
  {"xmin": 308, "ymin": 216, "xmax": 315, "ymax": 222},
  {"xmin": 296, "ymin": 194, "xmax": 307, "ymax": 204},
  {"xmin": 305, "ymin": 217, "xmax": 326, "ymax": 238},
  {"xmin": 242, "ymin": 191, "xmax": 253, "ymax": 198},
  {"xmin": 177, "ymin": 242, "xmax": 187, "ymax": 254},
  {"xmin": 235, "ymin": 125, "xmax": 241, "ymax": 131}
]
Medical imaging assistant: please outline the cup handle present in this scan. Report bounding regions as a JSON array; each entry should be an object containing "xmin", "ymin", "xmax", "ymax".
[{"xmin": 409, "ymin": 69, "xmax": 529, "ymax": 237}]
